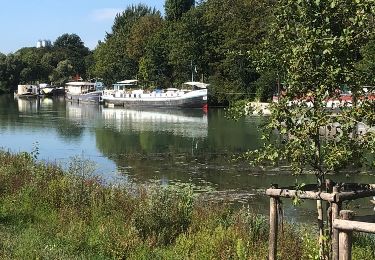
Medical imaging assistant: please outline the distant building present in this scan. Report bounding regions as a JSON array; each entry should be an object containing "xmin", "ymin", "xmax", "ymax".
[{"xmin": 36, "ymin": 39, "xmax": 52, "ymax": 48}]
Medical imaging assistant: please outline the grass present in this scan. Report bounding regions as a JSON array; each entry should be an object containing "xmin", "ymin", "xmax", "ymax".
[{"xmin": 0, "ymin": 150, "xmax": 373, "ymax": 259}]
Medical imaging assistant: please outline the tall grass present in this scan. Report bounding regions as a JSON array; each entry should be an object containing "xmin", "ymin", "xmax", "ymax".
[{"xmin": 0, "ymin": 150, "xmax": 372, "ymax": 259}]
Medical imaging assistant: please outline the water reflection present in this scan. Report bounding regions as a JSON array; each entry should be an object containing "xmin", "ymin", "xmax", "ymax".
[
  {"xmin": 101, "ymin": 108, "xmax": 208, "ymax": 138},
  {"xmin": 66, "ymin": 101, "xmax": 102, "ymax": 123},
  {"xmin": 16, "ymin": 97, "xmax": 41, "ymax": 113}
]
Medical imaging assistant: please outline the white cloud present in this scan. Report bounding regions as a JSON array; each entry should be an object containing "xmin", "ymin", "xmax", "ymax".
[{"xmin": 92, "ymin": 8, "xmax": 123, "ymax": 21}]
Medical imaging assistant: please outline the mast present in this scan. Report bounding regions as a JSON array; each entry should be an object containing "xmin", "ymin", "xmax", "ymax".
[{"xmin": 191, "ymin": 60, "xmax": 194, "ymax": 82}]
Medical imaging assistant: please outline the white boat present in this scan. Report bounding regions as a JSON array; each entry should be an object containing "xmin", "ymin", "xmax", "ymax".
[
  {"xmin": 14, "ymin": 84, "xmax": 40, "ymax": 98},
  {"xmin": 39, "ymin": 83, "xmax": 65, "ymax": 97},
  {"xmin": 101, "ymin": 80, "xmax": 208, "ymax": 109},
  {"xmin": 65, "ymin": 81, "xmax": 102, "ymax": 103}
]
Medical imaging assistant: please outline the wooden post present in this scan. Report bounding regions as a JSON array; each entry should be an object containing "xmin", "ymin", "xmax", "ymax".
[
  {"xmin": 332, "ymin": 185, "xmax": 341, "ymax": 260},
  {"xmin": 269, "ymin": 184, "xmax": 279, "ymax": 260},
  {"xmin": 339, "ymin": 210, "xmax": 354, "ymax": 260},
  {"xmin": 317, "ymin": 198, "xmax": 325, "ymax": 259}
]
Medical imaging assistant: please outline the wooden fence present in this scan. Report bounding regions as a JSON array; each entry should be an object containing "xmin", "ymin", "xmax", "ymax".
[
  {"xmin": 333, "ymin": 210, "xmax": 375, "ymax": 260},
  {"xmin": 266, "ymin": 183, "xmax": 375, "ymax": 260}
]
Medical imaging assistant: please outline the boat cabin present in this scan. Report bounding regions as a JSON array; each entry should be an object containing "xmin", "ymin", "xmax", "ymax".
[
  {"xmin": 17, "ymin": 85, "xmax": 39, "ymax": 96},
  {"xmin": 113, "ymin": 79, "xmax": 138, "ymax": 91},
  {"xmin": 66, "ymin": 82, "xmax": 96, "ymax": 94},
  {"xmin": 183, "ymin": 81, "xmax": 209, "ymax": 90}
]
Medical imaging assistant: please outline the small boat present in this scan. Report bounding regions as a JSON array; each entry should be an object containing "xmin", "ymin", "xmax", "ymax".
[
  {"xmin": 14, "ymin": 84, "xmax": 40, "ymax": 98},
  {"xmin": 39, "ymin": 83, "xmax": 65, "ymax": 97},
  {"xmin": 101, "ymin": 80, "xmax": 208, "ymax": 109},
  {"xmin": 65, "ymin": 81, "xmax": 103, "ymax": 103}
]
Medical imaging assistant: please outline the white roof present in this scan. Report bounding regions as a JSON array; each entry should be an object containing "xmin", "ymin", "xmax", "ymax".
[
  {"xmin": 183, "ymin": 81, "xmax": 209, "ymax": 88},
  {"xmin": 117, "ymin": 79, "xmax": 138, "ymax": 84},
  {"xmin": 66, "ymin": 81, "xmax": 95, "ymax": 86}
]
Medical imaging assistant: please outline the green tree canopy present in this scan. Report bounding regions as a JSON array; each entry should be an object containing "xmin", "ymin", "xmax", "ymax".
[
  {"xmin": 164, "ymin": 0, "xmax": 195, "ymax": 21},
  {"xmin": 110, "ymin": 4, "xmax": 160, "ymax": 38},
  {"xmin": 250, "ymin": 0, "xmax": 375, "ymax": 184},
  {"xmin": 93, "ymin": 4, "xmax": 160, "ymax": 85}
]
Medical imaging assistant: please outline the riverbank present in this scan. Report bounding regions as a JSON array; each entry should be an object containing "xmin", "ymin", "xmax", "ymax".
[{"xmin": 0, "ymin": 150, "xmax": 374, "ymax": 259}]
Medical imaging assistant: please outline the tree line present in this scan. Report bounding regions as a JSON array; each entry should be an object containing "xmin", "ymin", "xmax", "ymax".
[{"xmin": 0, "ymin": 0, "xmax": 374, "ymax": 105}]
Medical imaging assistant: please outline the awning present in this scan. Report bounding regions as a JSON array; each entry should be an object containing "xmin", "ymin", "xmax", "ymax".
[
  {"xmin": 183, "ymin": 81, "xmax": 209, "ymax": 89},
  {"xmin": 116, "ymin": 79, "xmax": 138, "ymax": 84}
]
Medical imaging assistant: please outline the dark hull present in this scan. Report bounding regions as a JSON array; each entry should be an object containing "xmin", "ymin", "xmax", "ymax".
[
  {"xmin": 42, "ymin": 88, "xmax": 65, "ymax": 97},
  {"xmin": 66, "ymin": 91, "xmax": 102, "ymax": 103},
  {"xmin": 104, "ymin": 95, "xmax": 207, "ymax": 109}
]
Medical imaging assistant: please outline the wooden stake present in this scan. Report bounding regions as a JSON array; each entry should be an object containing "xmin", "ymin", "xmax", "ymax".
[
  {"xmin": 269, "ymin": 185, "xmax": 279, "ymax": 260},
  {"xmin": 317, "ymin": 199, "xmax": 325, "ymax": 259},
  {"xmin": 339, "ymin": 210, "xmax": 354, "ymax": 260},
  {"xmin": 331, "ymin": 186, "xmax": 341, "ymax": 260}
]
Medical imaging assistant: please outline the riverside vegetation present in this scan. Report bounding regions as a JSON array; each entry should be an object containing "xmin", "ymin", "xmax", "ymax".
[{"xmin": 0, "ymin": 150, "xmax": 374, "ymax": 259}]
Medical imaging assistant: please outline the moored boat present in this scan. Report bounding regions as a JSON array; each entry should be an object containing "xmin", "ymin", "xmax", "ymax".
[
  {"xmin": 65, "ymin": 81, "xmax": 103, "ymax": 103},
  {"xmin": 39, "ymin": 83, "xmax": 65, "ymax": 97},
  {"xmin": 101, "ymin": 80, "xmax": 208, "ymax": 109},
  {"xmin": 14, "ymin": 84, "xmax": 40, "ymax": 98}
]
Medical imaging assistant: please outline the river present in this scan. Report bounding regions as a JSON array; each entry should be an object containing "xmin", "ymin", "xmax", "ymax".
[{"xmin": 0, "ymin": 94, "xmax": 374, "ymax": 222}]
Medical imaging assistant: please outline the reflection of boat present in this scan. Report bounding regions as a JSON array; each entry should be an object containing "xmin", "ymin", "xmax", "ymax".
[
  {"xmin": 101, "ymin": 80, "xmax": 208, "ymax": 109},
  {"xmin": 66, "ymin": 101, "xmax": 102, "ymax": 122},
  {"xmin": 16, "ymin": 96, "xmax": 57, "ymax": 113},
  {"xmin": 65, "ymin": 81, "xmax": 102, "ymax": 103},
  {"xmin": 16, "ymin": 96, "xmax": 40, "ymax": 113},
  {"xmin": 101, "ymin": 108, "xmax": 208, "ymax": 138}
]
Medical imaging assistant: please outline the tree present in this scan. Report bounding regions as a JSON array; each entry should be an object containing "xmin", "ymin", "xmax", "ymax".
[
  {"xmin": 0, "ymin": 53, "xmax": 8, "ymax": 92},
  {"xmin": 165, "ymin": 7, "xmax": 208, "ymax": 84},
  {"xmin": 255, "ymin": 0, "xmax": 375, "ymax": 180},
  {"xmin": 54, "ymin": 33, "xmax": 90, "ymax": 78},
  {"xmin": 93, "ymin": 4, "xmax": 159, "ymax": 85},
  {"xmin": 3, "ymin": 54, "xmax": 23, "ymax": 91},
  {"xmin": 139, "ymin": 28, "xmax": 172, "ymax": 87},
  {"xmin": 202, "ymin": 0, "xmax": 273, "ymax": 104},
  {"xmin": 245, "ymin": 0, "xmax": 375, "ymax": 258},
  {"xmin": 126, "ymin": 14, "xmax": 164, "ymax": 61},
  {"xmin": 50, "ymin": 60, "xmax": 75, "ymax": 86},
  {"xmin": 356, "ymin": 38, "xmax": 375, "ymax": 86},
  {"xmin": 54, "ymin": 33, "xmax": 88, "ymax": 54},
  {"xmin": 164, "ymin": 0, "xmax": 195, "ymax": 21},
  {"xmin": 110, "ymin": 4, "xmax": 160, "ymax": 38}
]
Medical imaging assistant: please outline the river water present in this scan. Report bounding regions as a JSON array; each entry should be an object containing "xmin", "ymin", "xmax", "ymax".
[{"xmin": 0, "ymin": 95, "xmax": 374, "ymax": 222}]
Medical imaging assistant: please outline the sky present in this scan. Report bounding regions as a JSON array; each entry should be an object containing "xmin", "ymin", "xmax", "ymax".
[{"xmin": 0, "ymin": 0, "xmax": 165, "ymax": 54}]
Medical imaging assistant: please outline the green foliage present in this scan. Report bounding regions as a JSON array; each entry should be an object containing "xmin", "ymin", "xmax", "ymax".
[
  {"xmin": 90, "ymin": 0, "xmax": 274, "ymax": 103},
  {"xmin": 0, "ymin": 1, "xmax": 278, "ymax": 102},
  {"xmin": 225, "ymin": 99, "xmax": 254, "ymax": 120},
  {"xmin": 132, "ymin": 184, "xmax": 195, "ymax": 245},
  {"xmin": 207, "ymin": 0, "xmax": 274, "ymax": 104},
  {"xmin": 110, "ymin": 4, "xmax": 160, "ymax": 37},
  {"xmin": 164, "ymin": 0, "xmax": 195, "ymax": 21},
  {"xmin": 0, "ymin": 150, "xmax": 373, "ymax": 258},
  {"xmin": 247, "ymin": 0, "xmax": 375, "ymax": 184},
  {"xmin": 0, "ymin": 33, "xmax": 91, "ymax": 91},
  {"xmin": 50, "ymin": 59, "xmax": 75, "ymax": 86},
  {"xmin": 352, "ymin": 233, "xmax": 375, "ymax": 260},
  {"xmin": 126, "ymin": 15, "xmax": 164, "ymax": 61},
  {"xmin": 92, "ymin": 4, "xmax": 158, "ymax": 85},
  {"xmin": 357, "ymin": 38, "xmax": 375, "ymax": 85}
]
